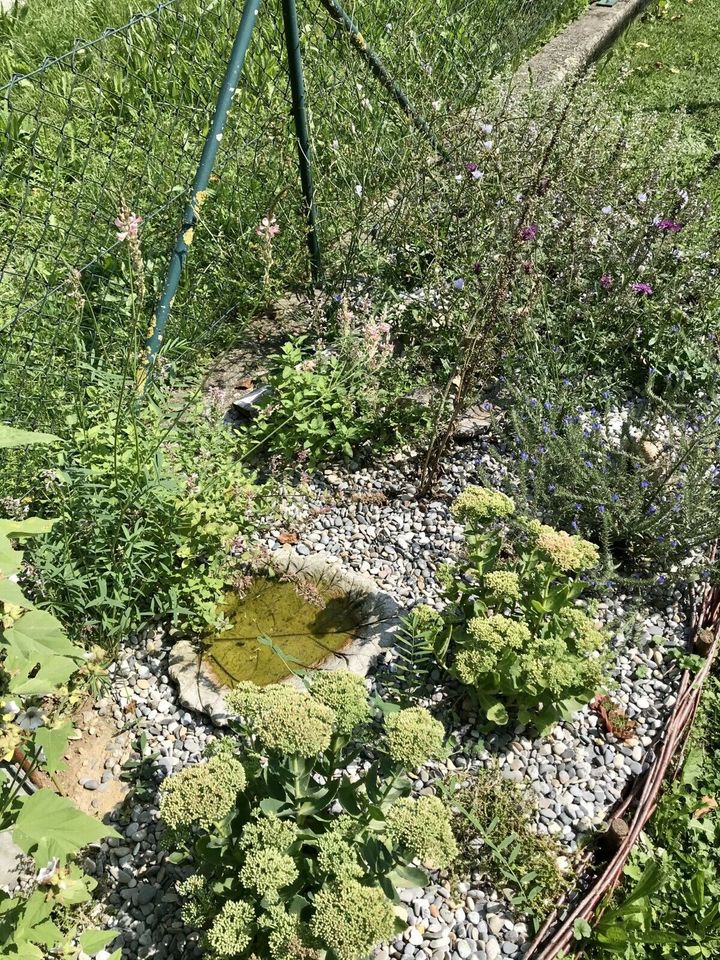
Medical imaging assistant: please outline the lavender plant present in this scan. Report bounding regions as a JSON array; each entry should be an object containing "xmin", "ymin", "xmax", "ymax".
[
  {"xmin": 507, "ymin": 387, "xmax": 720, "ymax": 579},
  {"xmin": 406, "ymin": 487, "xmax": 610, "ymax": 733},
  {"xmin": 159, "ymin": 672, "xmax": 457, "ymax": 960}
]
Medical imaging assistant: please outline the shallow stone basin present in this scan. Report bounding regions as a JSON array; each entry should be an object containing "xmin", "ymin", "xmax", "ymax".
[{"xmin": 168, "ymin": 547, "xmax": 399, "ymax": 724}]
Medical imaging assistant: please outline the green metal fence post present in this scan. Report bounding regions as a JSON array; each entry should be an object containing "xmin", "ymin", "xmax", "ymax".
[
  {"xmin": 281, "ymin": 0, "xmax": 321, "ymax": 282},
  {"xmin": 316, "ymin": 0, "xmax": 451, "ymax": 163},
  {"xmin": 142, "ymin": 0, "xmax": 263, "ymax": 386}
]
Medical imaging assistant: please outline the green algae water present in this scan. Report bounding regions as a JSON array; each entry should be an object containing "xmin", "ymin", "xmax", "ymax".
[{"xmin": 204, "ymin": 578, "xmax": 362, "ymax": 687}]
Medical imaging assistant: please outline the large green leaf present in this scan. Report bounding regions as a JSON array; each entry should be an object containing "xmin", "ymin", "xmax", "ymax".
[
  {"xmin": 0, "ymin": 578, "xmax": 31, "ymax": 608},
  {"xmin": 0, "ymin": 890, "xmax": 62, "ymax": 951},
  {"xmin": 387, "ymin": 864, "xmax": 429, "ymax": 889},
  {"xmin": 6, "ymin": 651, "xmax": 80, "ymax": 696},
  {"xmin": 13, "ymin": 790, "xmax": 119, "ymax": 867},
  {"xmin": 0, "ymin": 538, "xmax": 25, "ymax": 578},
  {"xmin": 0, "ymin": 426, "xmax": 59, "ymax": 449},
  {"xmin": 485, "ymin": 702, "xmax": 509, "ymax": 725},
  {"xmin": 0, "ymin": 519, "xmax": 54, "ymax": 540},
  {"xmin": 35, "ymin": 722, "xmax": 74, "ymax": 773},
  {"xmin": 2, "ymin": 608, "xmax": 83, "ymax": 661},
  {"xmin": 78, "ymin": 929, "xmax": 119, "ymax": 955}
]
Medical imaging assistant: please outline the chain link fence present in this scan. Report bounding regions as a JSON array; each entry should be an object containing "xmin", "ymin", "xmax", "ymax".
[{"xmin": 0, "ymin": 0, "xmax": 585, "ymax": 434}]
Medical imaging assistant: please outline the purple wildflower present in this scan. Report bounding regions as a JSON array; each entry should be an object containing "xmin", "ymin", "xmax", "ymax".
[
  {"xmin": 631, "ymin": 282, "xmax": 654, "ymax": 296},
  {"xmin": 519, "ymin": 224, "xmax": 539, "ymax": 241},
  {"xmin": 600, "ymin": 274, "xmax": 613, "ymax": 290},
  {"xmin": 655, "ymin": 218, "xmax": 682, "ymax": 233},
  {"xmin": 453, "ymin": 278, "xmax": 465, "ymax": 290}
]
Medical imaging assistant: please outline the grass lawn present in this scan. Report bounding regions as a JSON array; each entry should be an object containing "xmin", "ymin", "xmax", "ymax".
[{"xmin": 598, "ymin": 0, "xmax": 720, "ymax": 181}]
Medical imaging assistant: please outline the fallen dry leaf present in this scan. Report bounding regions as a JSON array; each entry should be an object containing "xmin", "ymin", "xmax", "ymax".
[
  {"xmin": 693, "ymin": 796, "xmax": 718, "ymax": 819},
  {"xmin": 278, "ymin": 530, "xmax": 300, "ymax": 545}
]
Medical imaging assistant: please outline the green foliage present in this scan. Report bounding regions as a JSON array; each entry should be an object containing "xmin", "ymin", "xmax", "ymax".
[
  {"xmin": 0, "ymin": 425, "xmax": 118, "ymax": 960},
  {"xmin": 508, "ymin": 387, "xmax": 720, "ymax": 578},
  {"xmin": 405, "ymin": 486, "xmax": 610, "ymax": 732},
  {"xmin": 383, "ymin": 604, "xmax": 439, "ymax": 705},
  {"xmin": 588, "ymin": 677, "xmax": 720, "ymax": 959},
  {"xmin": 24, "ymin": 371, "xmax": 265, "ymax": 647},
  {"xmin": 245, "ymin": 330, "xmax": 428, "ymax": 467},
  {"xmin": 446, "ymin": 768, "xmax": 568, "ymax": 924},
  {"xmin": 159, "ymin": 670, "xmax": 456, "ymax": 960}
]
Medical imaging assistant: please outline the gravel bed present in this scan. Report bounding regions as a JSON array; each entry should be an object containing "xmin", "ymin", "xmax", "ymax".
[{"xmin": 82, "ymin": 437, "xmax": 689, "ymax": 960}]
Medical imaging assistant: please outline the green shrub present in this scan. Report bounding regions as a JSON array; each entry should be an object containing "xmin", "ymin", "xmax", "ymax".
[
  {"xmin": 588, "ymin": 678, "xmax": 720, "ymax": 958},
  {"xmin": 159, "ymin": 672, "xmax": 457, "ymax": 960},
  {"xmin": 25, "ymin": 372, "xmax": 266, "ymax": 647},
  {"xmin": 404, "ymin": 486, "xmax": 610, "ymax": 732},
  {"xmin": 449, "ymin": 768, "xmax": 568, "ymax": 922},
  {"xmin": 245, "ymin": 328, "xmax": 428, "ymax": 467}
]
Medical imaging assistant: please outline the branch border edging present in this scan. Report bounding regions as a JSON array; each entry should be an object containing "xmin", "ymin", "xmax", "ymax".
[{"xmin": 525, "ymin": 575, "xmax": 720, "ymax": 960}]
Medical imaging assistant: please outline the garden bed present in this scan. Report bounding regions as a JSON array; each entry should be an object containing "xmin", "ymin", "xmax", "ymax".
[{"xmin": 56, "ymin": 429, "xmax": 704, "ymax": 960}]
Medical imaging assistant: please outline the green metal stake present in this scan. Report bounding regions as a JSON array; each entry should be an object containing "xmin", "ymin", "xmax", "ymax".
[
  {"xmin": 281, "ymin": 0, "xmax": 321, "ymax": 282},
  {"xmin": 316, "ymin": 0, "xmax": 451, "ymax": 163},
  {"xmin": 142, "ymin": 0, "xmax": 263, "ymax": 386}
]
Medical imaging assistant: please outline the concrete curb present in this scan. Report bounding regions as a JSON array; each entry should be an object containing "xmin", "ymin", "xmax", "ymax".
[{"xmin": 515, "ymin": 0, "xmax": 652, "ymax": 91}]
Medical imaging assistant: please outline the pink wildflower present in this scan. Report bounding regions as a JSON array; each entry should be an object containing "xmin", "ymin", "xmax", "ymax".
[
  {"xmin": 631, "ymin": 282, "xmax": 653, "ymax": 296},
  {"xmin": 255, "ymin": 215, "xmax": 280, "ymax": 239},
  {"xmin": 600, "ymin": 274, "xmax": 613, "ymax": 290},
  {"xmin": 114, "ymin": 210, "xmax": 143, "ymax": 242}
]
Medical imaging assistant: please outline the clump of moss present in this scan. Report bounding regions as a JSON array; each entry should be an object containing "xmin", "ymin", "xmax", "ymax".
[{"xmin": 450, "ymin": 768, "xmax": 568, "ymax": 917}]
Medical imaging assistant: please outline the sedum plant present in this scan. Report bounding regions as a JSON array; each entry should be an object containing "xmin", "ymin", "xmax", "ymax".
[
  {"xmin": 0, "ymin": 425, "xmax": 119, "ymax": 959},
  {"xmin": 406, "ymin": 486, "xmax": 610, "ymax": 733},
  {"xmin": 158, "ymin": 671, "xmax": 457, "ymax": 960}
]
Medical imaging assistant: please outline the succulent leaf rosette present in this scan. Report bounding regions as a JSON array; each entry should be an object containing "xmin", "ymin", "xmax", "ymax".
[{"xmin": 158, "ymin": 671, "xmax": 456, "ymax": 960}]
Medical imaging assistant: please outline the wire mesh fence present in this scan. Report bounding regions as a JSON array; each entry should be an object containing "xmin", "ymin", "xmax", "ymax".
[{"xmin": 0, "ymin": 0, "xmax": 585, "ymax": 437}]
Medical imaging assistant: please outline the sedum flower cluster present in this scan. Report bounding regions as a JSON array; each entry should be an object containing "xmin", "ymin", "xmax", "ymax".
[
  {"xmin": 160, "ymin": 671, "xmax": 456, "ymax": 960},
  {"xmin": 451, "ymin": 485, "xmax": 515, "ymax": 524},
  {"xmin": 403, "ymin": 486, "xmax": 610, "ymax": 732},
  {"xmin": 483, "ymin": 570, "xmax": 521, "ymax": 600},
  {"xmin": 226, "ymin": 681, "xmax": 335, "ymax": 756},
  {"xmin": 158, "ymin": 755, "xmax": 246, "ymax": 833},
  {"xmin": 205, "ymin": 900, "xmax": 255, "ymax": 957},
  {"xmin": 311, "ymin": 880, "xmax": 396, "ymax": 960},
  {"xmin": 385, "ymin": 706, "xmax": 447, "ymax": 768},
  {"xmin": 309, "ymin": 669, "xmax": 370, "ymax": 735},
  {"xmin": 528, "ymin": 519, "xmax": 600, "ymax": 572},
  {"xmin": 386, "ymin": 795, "xmax": 458, "ymax": 868}
]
